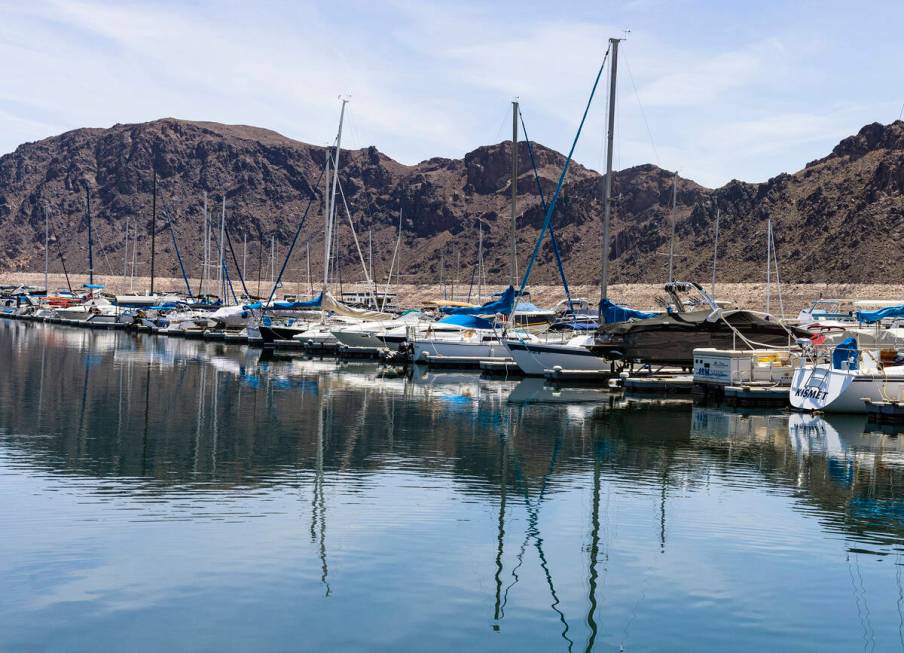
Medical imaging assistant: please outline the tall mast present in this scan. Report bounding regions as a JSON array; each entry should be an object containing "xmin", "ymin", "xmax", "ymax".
[
  {"xmin": 322, "ymin": 151, "xmax": 331, "ymax": 289},
  {"xmin": 478, "ymin": 219, "xmax": 484, "ymax": 303},
  {"xmin": 667, "ymin": 172, "xmax": 677, "ymax": 283},
  {"xmin": 323, "ymin": 99, "xmax": 349, "ymax": 293},
  {"xmin": 711, "ymin": 207, "xmax": 720, "ymax": 297},
  {"xmin": 306, "ymin": 241, "xmax": 312, "ymax": 295},
  {"xmin": 219, "ymin": 196, "xmax": 226, "ymax": 304},
  {"xmin": 766, "ymin": 216, "xmax": 772, "ymax": 314},
  {"xmin": 599, "ymin": 37, "xmax": 621, "ymax": 303},
  {"xmin": 123, "ymin": 216, "xmax": 130, "ymax": 280},
  {"xmin": 150, "ymin": 170, "xmax": 157, "ymax": 295},
  {"xmin": 270, "ymin": 235, "xmax": 275, "ymax": 283},
  {"xmin": 200, "ymin": 191, "xmax": 208, "ymax": 297},
  {"xmin": 44, "ymin": 202, "xmax": 49, "ymax": 293},
  {"xmin": 242, "ymin": 232, "xmax": 247, "ymax": 282},
  {"xmin": 86, "ymin": 186, "xmax": 94, "ymax": 286},
  {"xmin": 511, "ymin": 99, "xmax": 519, "ymax": 287}
]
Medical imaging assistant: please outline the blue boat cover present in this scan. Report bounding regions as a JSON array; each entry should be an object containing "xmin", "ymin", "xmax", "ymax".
[
  {"xmin": 855, "ymin": 304, "xmax": 904, "ymax": 323},
  {"xmin": 600, "ymin": 298, "xmax": 658, "ymax": 324},
  {"xmin": 443, "ymin": 286, "xmax": 516, "ymax": 315},
  {"xmin": 245, "ymin": 292, "xmax": 322, "ymax": 311},
  {"xmin": 84, "ymin": 283, "xmax": 105, "ymax": 289},
  {"xmin": 437, "ymin": 314, "xmax": 495, "ymax": 329},
  {"xmin": 550, "ymin": 320, "xmax": 598, "ymax": 331},
  {"xmin": 832, "ymin": 336, "xmax": 859, "ymax": 371}
]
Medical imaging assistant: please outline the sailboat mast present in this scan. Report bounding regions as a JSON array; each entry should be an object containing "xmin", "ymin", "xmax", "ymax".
[
  {"xmin": 600, "ymin": 37, "xmax": 621, "ymax": 303},
  {"xmin": 242, "ymin": 232, "xmax": 247, "ymax": 282},
  {"xmin": 123, "ymin": 216, "xmax": 129, "ymax": 280},
  {"xmin": 219, "ymin": 196, "xmax": 226, "ymax": 304},
  {"xmin": 766, "ymin": 216, "xmax": 772, "ymax": 314},
  {"xmin": 200, "ymin": 191, "xmax": 208, "ymax": 297},
  {"xmin": 478, "ymin": 220, "xmax": 484, "ymax": 303},
  {"xmin": 323, "ymin": 99, "xmax": 349, "ymax": 293},
  {"xmin": 711, "ymin": 207, "xmax": 720, "ymax": 297},
  {"xmin": 511, "ymin": 100, "xmax": 519, "ymax": 287},
  {"xmin": 668, "ymin": 172, "xmax": 677, "ymax": 283},
  {"xmin": 306, "ymin": 242, "xmax": 312, "ymax": 295},
  {"xmin": 44, "ymin": 203, "xmax": 49, "ymax": 293},
  {"xmin": 86, "ymin": 186, "xmax": 94, "ymax": 286},
  {"xmin": 150, "ymin": 171, "xmax": 157, "ymax": 295}
]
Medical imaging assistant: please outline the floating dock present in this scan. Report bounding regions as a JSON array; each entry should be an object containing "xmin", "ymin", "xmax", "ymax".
[
  {"xmin": 864, "ymin": 399, "xmax": 904, "ymax": 422},
  {"xmin": 694, "ymin": 380, "xmax": 790, "ymax": 407},
  {"xmin": 624, "ymin": 374, "xmax": 694, "ymax": 394}
]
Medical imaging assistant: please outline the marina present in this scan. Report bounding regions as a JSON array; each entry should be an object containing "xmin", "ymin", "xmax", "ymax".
[
  {"xmin": 4, "ymin": 2, "xmax": 904, "ymax": 650},
  {"xmin": 3, "ymin": 318, "xmax": 904, "ymax": 652}
]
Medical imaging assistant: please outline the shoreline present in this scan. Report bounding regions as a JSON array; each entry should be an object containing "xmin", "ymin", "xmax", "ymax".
[{"xmin": 2, "ymin": 272, "xmax": 901, "ymax": 315}]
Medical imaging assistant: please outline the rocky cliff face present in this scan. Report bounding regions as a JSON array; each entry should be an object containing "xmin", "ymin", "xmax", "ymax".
[{"xmin": 1, "ymin": 118, "xmax": 902, "ymax": 289}]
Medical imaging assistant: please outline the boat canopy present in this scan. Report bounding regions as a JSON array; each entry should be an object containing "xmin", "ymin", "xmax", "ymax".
[
  {"xmin": 442, "ymin": 286, "xmax": 516, "ymax": 316},
  {"xmin": 245, "ymin": 292, "xmax": 323, "ymax": 311},
  {"xmin": 437, "ymin": 314, "xmax": 495, "ymax": 329},
  {"xmin": 600, "ymin": 298, "xmax": 657, "ymax": 324},
  {"xmin": 832, "ymin": 336, "xmax": 859, "ymax": 371},
  {"xmin": 320, "ymin": 292, "xmax": 395, "ymax": 321},
  {"xmin": 855, "ymin": 304, "xmax": 904, "ymax": 323},
  {"xmin": 84, "ymin": 283, "xmax": 105, "ymax": 289},
  {"xmin": 550, "ymin": 320, "xmax": 598, "ymax": 331}
]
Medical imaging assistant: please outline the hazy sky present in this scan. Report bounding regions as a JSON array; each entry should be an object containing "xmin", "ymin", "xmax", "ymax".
[{"xmin": 3, "ymin": 0, "xmax": 902, "ymax": 187}]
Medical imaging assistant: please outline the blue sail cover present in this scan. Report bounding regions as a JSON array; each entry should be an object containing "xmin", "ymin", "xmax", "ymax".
[
  {"xmin": 600, "ymin": 298, "xmax": 658, "ymax": 324},
  {"xmin": 245, "ymin": 292, "xmax": 323, "ymax": 311},
  {"xmin": 437, "ymin": 314, "xmax": 495, "ymax": 329},
  {"xmin": 442, "ymin": 286, "xmax": 516, "ymax": 316},
  {"xmin": 832, "ymin": 336, "xmax": 859, "ymax": 371},
  {"xmin": 855, "ymin": 304, "xmax": 904, "ymax": 323}
]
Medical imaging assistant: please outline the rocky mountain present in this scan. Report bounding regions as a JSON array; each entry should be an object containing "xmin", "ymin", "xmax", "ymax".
[{"xmin": 1, "ymin": 117, "xmax": 902, "ymax": 289}]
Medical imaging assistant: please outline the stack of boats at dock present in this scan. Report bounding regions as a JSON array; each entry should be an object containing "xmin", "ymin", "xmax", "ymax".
[{"xmin": 10, "ymin": 276, "xmax": 904, "ymax": 418}]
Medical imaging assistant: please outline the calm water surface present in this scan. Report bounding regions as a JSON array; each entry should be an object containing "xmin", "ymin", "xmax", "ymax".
[{"xmin": 2, "ymin": 320, "xmax": 904, "ymax": 652}]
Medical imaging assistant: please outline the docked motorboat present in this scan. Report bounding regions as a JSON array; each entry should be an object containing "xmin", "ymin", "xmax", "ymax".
[{"xmin": 595, "ymin": 282, "xmax": 805, "ymax": 367}]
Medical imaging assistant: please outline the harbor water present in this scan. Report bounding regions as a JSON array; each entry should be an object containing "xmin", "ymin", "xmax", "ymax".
[{"xmin": 2, "ymin": 319, "xmax": 904, "ymax": 652}]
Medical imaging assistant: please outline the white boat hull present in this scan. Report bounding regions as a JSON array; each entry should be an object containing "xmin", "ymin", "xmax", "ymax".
[
  {"xmin": 790, "ymin": 364, "xmax": 904, "ymax": 413},
  {"xmin": 505, "ymin": 340, "xmax": 608, "ymax": 376},
  {"xmin": 332, "ymin": 329, "xmax": 383, "ymax": 350},
  {"xmin": 413, "ymin": 339, "xmax": 508, "ymax": 361}
]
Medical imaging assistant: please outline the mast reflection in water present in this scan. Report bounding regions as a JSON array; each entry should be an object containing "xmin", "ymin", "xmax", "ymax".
[{"xmin": 2, "ymin": 320, "xmax": 904, "ymax": 652}]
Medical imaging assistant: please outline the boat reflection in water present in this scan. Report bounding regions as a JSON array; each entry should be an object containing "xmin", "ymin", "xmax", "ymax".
[{"xmin": 2, "ymin": 319, "xmax": 904, "ymax": 652}]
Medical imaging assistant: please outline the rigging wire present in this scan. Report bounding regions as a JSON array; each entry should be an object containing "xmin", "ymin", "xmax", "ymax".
[{"xmin": 622, "ymin": 48, "xmax": 661, "ymax": 167}]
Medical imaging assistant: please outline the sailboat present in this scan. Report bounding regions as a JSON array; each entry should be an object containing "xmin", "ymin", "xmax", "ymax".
[
  {"xmin": 504, "ymin": 38, "xmax": 624, "ymax": 376},
  {"xmin": 790, "ymin": 308, "xmax": 904, "ymax": 413}
]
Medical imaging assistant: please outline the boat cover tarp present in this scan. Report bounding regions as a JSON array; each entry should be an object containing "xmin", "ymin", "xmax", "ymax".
[
  {"xmin": 832, "ymin": 336, "xmax": 859, "ymax": 371},
  {"xmin": 600, "ymin": 298, "xmax": 658, "ymax": 324},
  {"xmin": 244, "ymin": 292, "xmax": 323, "ymax": 311},
  {"xmin": 442, "ymin": 286, "xmax": 516, "ymax": 315},
  {"xmin": 320, "ymin": 292, "xmax": 395, "ymax": 321},
  {"xmin": 437, "ymin": 314, "xmax": 495, "ymax": 329},
  {"xmin": 855, "ymin": 304, "xmax": 904, "ymax": 323},
  {"xmin": 550, "ymin": 320, "xmax": 598, "ymax": 331}
]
